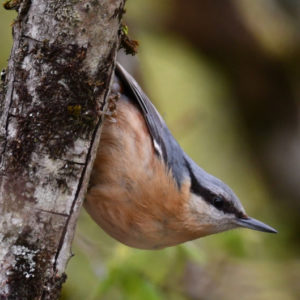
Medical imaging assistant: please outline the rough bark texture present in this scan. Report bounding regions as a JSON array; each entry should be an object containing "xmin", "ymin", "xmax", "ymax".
[{"xmin": 0, "ymin": 0, "xmax": 125, "ymax": 298}]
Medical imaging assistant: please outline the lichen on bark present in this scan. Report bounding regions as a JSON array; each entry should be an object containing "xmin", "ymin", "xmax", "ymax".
[{"xmin": 0, "ymin": 0, "xmax": 125, "ymax": 298}]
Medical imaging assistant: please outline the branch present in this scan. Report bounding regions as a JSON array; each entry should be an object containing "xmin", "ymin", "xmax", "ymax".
[{"xmin": 0, "ymin": 0, "xmax": 125, "ymax": 298}]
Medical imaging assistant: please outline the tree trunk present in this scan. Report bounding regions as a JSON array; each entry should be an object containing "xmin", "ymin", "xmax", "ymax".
[{"xmin": 0, "ymin": 0, "xmax": 125, "ymax": 298}]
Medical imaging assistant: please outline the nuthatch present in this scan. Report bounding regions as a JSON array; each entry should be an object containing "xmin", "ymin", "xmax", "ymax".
[{"xmin": 85, "ymin": 63, "xmax": 277, "ymax": 249}]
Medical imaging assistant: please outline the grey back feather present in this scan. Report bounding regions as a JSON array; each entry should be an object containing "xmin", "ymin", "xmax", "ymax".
[
  {"xmin": 115, "ymin": 63, "xmax": 245, "ymax": 217},
  {"xmin": 115, "ymin": 63, "xmax": 188, "ymax": 187}
]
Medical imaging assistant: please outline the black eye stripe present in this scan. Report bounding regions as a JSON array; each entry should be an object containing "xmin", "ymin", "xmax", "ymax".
[
  {"xmin": 186, "ymin": 162, "xmax": 243, "ymax": 217},
  {"xmin": 212, "ymin": 196, "xmax": 224, "ymax": 209}
]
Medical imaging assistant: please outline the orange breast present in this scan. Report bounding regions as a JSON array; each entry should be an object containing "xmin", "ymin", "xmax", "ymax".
[{"xmin": 85, "ymin": 95, "xmax": 194, "ymax": 249}]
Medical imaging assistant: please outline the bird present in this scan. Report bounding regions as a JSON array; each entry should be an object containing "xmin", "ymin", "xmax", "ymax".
[{"xmin": 84, "ymin": 62, "xmax": 277, "ymax": 250}]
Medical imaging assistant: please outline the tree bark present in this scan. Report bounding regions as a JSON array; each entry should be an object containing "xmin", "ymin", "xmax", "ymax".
[{"xmin": 0, "ymin": 0, "xmax": 125, "ymax": 298}]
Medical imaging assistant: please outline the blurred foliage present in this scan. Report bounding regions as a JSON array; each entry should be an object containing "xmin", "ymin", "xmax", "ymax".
[
  {"xmin": 1, "ymin": 0, "xmax": 299, "ymax": 299},
  {"xmin": 0, "ymin": 9, "xmax": 15, "ymax": 70}
]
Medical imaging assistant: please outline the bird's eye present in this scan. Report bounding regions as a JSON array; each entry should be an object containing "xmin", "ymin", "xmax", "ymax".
[{"xmin": 212, "ymin": 196, "xmax": 224, "ymax": 209}]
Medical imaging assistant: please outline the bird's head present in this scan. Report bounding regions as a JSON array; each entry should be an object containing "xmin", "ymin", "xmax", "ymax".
[{"xmin": 184, "ymin": 156, "xmax": 277, "ymax": 237}]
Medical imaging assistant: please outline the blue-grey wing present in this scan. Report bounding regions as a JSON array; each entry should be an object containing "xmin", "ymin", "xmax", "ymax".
[{"xmin": 115, "ymin": 62, "xmax": 187, "ymax": 187}]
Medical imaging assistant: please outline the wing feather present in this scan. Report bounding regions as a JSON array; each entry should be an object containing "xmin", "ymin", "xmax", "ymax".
[{"xmin": 115, "ymin": 62, "xmax": 187, "ymax": 187}]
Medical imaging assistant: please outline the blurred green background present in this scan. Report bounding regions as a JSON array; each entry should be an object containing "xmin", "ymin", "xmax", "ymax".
[{"xmin": 1, "ymin": 0, "xmax": 300, "ymax": 299}]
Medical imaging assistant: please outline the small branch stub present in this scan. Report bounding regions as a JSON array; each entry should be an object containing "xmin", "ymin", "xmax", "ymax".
[{"xmin": 0, "ymin": 0, "xmax": 125, "ymax": 298}]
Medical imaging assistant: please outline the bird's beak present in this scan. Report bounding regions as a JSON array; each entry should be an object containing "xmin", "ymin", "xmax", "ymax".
[{"xmin": 236, "ymin": 216, "xmax": 277, "ymax": 233}]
